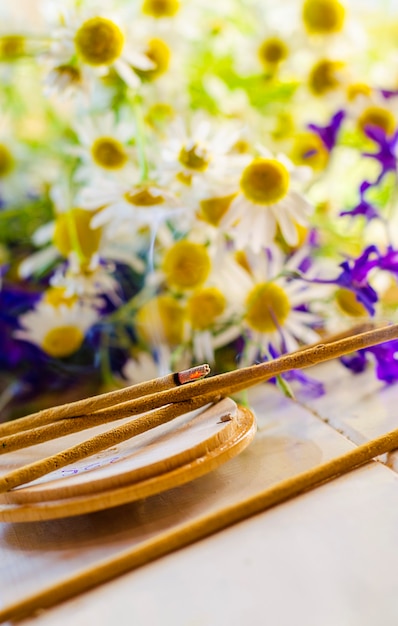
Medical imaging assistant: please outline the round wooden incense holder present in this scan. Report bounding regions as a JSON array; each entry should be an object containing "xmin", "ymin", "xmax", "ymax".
[{"xmin": 0, "ymin": 398, "xmax": 256, "ymax": 522}]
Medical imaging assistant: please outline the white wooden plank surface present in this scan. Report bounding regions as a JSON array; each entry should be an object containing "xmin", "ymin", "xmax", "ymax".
[
  {"xmin": 298, "ymin": 360, "xmax": 398, "ymax": 446},
  {"xmin": 17, "ymin": 463, "xmax": 398, "ymax": 626},
  {"xmin": 2, "ymin": 362, "xmax": 398, "ymax": 625}
]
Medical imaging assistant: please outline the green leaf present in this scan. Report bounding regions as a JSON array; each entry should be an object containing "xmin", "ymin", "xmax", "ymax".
[{"xmin": 0, "ymin": 198, "xmax": 53, "ymax": 246}]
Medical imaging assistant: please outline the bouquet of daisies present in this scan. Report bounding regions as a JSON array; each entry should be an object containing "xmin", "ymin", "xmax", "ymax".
[{"xmin": 1, "ymin": 0, "xmax": 398, "ymax": 414}]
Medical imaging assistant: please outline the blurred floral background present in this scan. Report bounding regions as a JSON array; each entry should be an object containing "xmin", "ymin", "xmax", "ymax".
[{"xmin": 2, "ymin": 0, "xmax": 398, "ymax": 418}]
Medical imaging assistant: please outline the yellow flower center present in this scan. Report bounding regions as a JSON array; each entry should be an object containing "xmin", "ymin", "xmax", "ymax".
[
  {"xmin": 358, "ymin": 105, "xmax": 395, "ymax": 136},
  {"xmin": 74, "ymin": 17, "xmax": 124, "ymax": 66},
  {"xmin": 290, "ymin": 132, "xmax": 329, "ymax": 171},
  {"xmin": 245, "ymin": 282, "xmax": 291, "ymax": 332},
  {"xmin": 135, "ymin": 38, "xmax": 171, "ymax": 80},
  {"xmin": 90, "ymin": 136, "xmax": 128, "ymax": 169},
  {"xmin": 146, "ymin": 102, "xmax": 175, "ymax": 127},
  {"xmin": 176, "ymin": 172, "xmax": 193, "ymax": 186},
  {"xmin": 135, "ymin": 295, "xmax": 185, "ymax": 346},
  {"xmin": 335, "ymin": 288, "xmax": 367, "ymax": 317},
  {"xmin": 308, "ymin": 59, "xmax": 343, "ymax": 96},
  {"xmin": 42, "ymin": 287, "xmax": 78, "ymax": 308},
  {"xmin": 50, "ymin": 64, "xmax": 82, "ymax": 88},
  {"xmin": 178, "ymin": 144, "xmax": 209, "ymax": 172},
  {"xmin": 163, "ymin": 240, "xmax": 211, "ymax": 290},
  {"xmin": 346, "ymin": 82, "xmax": 372, "ymax": 102},
  {"xmin": 142, "ymin": 0, "xmax": 180, "ymax": 18},
  {"xmin": 258, "ymin": 37, "xmax": 289, "ymax": 67},
  {"xmin": 42, "ymin": 325, "xmax": 85, "ymax": 358},
  {"xmin": 232, "ymin": 139, "xmax": 251, "ymax": 154},
  {"xmin": 0, "ymin": 144, "xmax": 14, "ymax": 177},
  {"xmin": 240, "ymin": 158, "xmax": 289, "ymax": 205},
  {"xmin": 53, "ymin": 208, "xmax": 102, "ymax": 262},
  {"xmin": 199, "ymin": 193, "xmax": 237, "ymax": 226},
  {"xmin": 0, "ymin": 35, "xmax": 25, "ymax": 60},
  {"xmin": 187, "ymin": 287, "xmax": 226, "ymax": 330},
  {"xmin": 302, "ymin": 0, "xmax": 345, "ymax": 35},
  {"xmin": 124, "ymin": 187, "xmax": 165, "ymax": 206}
]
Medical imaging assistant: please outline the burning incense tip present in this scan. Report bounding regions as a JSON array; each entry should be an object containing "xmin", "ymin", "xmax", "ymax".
[{"xmin": 176, "ymin": 364, "xmax": 211, "ymax": 385}]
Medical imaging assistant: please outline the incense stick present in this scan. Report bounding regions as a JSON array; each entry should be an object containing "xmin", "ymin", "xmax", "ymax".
[
  {"xmin": 0, "ymin": 363, "xmax": 211, "ymax": 438},
  {"xmin": 1, "ymin": 321, "xmax": 397, "ymax": 491},
  {"xmin": 59, "ymin": 322, "xmax": 398, "ymax": 422},
  {"xmin": 1, "ymin": 422, "xmax": 398, "ymax": 623},
  {"xmin": 0, "ymin": 396, "xmax": 219, "ymax": 494},
  {"xmin": 0, "ymin": 322, "xmax": 395, "ymax": 456},
  {"xmin": 0, "ymin": 394, "xmax": 220, "ymax": 494}
]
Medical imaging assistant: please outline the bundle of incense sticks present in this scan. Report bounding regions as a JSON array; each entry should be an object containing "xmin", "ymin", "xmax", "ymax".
[{"xmin": 0, "ymin": 321, "xmax": 397, "ymax": 495}]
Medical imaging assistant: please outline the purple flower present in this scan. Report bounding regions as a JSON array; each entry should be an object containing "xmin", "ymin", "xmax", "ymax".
[
  {"xmin": 379, "ymin": 88, "xmax": 398, "ymax": 100},
  {"xmin": 335, "ymin": 246, "xmax": 380, "ymax": 315},
  {"xmin": 340, "ymin": 180, "xmax": 379, "ymax": 221},
  {"xmin": 362, "ymin": 126, "xmax": 398, "ymax": 183},
  {"xmin": 308, "ymin": 109, "xmax": 346, "ymax": 152},
  {"xmin": 340, "ymin": 350, "xmax": 368, "ymax": 374},
  {"xmin": 341, "ymin": 339, "xmax": 398, "ymax": 385},
  {"xmin": 377, "ymin": 245, "xmax": 398, "ymax": 274},
  {"xmin": 293, "ymin": 246, "xmax": 380, "ymax": 316}
]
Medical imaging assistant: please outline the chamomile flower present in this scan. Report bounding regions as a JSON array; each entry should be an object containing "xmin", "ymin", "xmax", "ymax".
[
  {"xmin": 302, "ymin": 0, "xmax": 346, "ymax": 37},
  {"xmin": 70, "ymin": 112, "xmax": 136, "ymax": 182},
  {"xmin": 231, "ymin": 22, "xmax": 294, "ymax": 81},
  {"xmin": 147, "ymin": 233, "xmax": 250, "ymax": 362},
  {"xmin": 134, "ymin": 293, "xmax": 187, "ymax": 372},
  {"xmin": 0, "ymin": 7, "xmax": 48, "ymax": 81},
  {"xmin": 185, "ymin": 285, "xmax": 242, "ymax": 364},
  {"xmin": 136, "ymin": 235, "xmax": 248, "ymax": 364},
  {"xmin": 220, "ymin": 151, "xmax": 313, "ymax": 252},
  {"xmin": 289, "ymin": 130, "xmax": 330, "ymax": 172},
  {"xmin": 44, "ymin": 8, "xmax": 155, "ymax": 94},
  {"xmin": 306, "ymin": 56, "xmax": 347, "ymax": 99},
  {"xmin": 141, "ymin": 0, "xmax": 181, "ymax": 20},
  {"xmin": 152, "ymin": 232, "xmax": 250, "ymax": 299},
  {"xmin": 79, "ymin": 175, "xmax": 182, "ymax": 240},
  {"xmin": 238, "ymin": 246, "xmax": 324, "ymax": 360},
  {"xmin": 18, "ymin": 183, "xmax": 104, "ymax": 280},
  {"xmin": 14, "ymin": 300, "xmax": 99, "ymax": 359},
  {"xmin": 160, "ymin": 238, "xmax": 212, "ymax": 292},
  {"xmin": 52, "ymin": 206, "xmax": 104, "ymax": 267},
  {"xmin": 160, "ymin": 114, "xmax": 247, "ymax": 189},
  {"xmin": 113, "ymin": 7, "xmax": 185, "ymax": 87},
  {"xmin": 256, "ymin": 33, "xmax": 290, "ymax": 76},
  {"xmin": 345, "ymin": 87, "xmax": 398, "ymax": 139},
  {"xmin": 50, "ymin": 254, "xmax": 122, "ymax": 307}
]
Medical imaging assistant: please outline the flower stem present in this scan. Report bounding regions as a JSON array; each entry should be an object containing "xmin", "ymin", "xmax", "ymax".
[{"xmin": 132, "ymin": 95, "xmax": 149, "ymax": 182}]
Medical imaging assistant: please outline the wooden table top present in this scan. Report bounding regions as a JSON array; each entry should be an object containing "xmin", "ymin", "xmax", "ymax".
[{"xmin": 2, "ymin": 360, "xmax": 398, "ymax": 626}]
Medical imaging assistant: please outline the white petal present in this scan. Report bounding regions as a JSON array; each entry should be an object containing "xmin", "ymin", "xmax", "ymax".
[
  {"xmin": 114, "ymin": 59, "xmax": 140, "ymax": 89},
  {"xmin": 18, "ymin": 246, "xmax": 59, "ymax": 279},
  {"xmin": 262, "ymin": 209, "xmax": 277, "ymax": 248},
  {"xmin": 251, "ymin": 209, "xmax": 267, "ymax": 253},
  {"xmin": 274, "ymin": 206, "xmax": 298, "ymax": 246},
  {"xmin": 219, "ymin": 195, "xmax": 245, "ymax": 228},
  {"xmin": 123, "ymin": 49, "xmax": 155, "ymax": 70},
  {"xmin": 32, "ymin": 221, "xmax": 55, "ymax": 246}
]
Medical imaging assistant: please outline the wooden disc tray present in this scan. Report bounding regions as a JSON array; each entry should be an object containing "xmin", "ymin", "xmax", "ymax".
[{"xmin": 0, "ymin": 397, "xmax": 256, "ymax": 522}]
